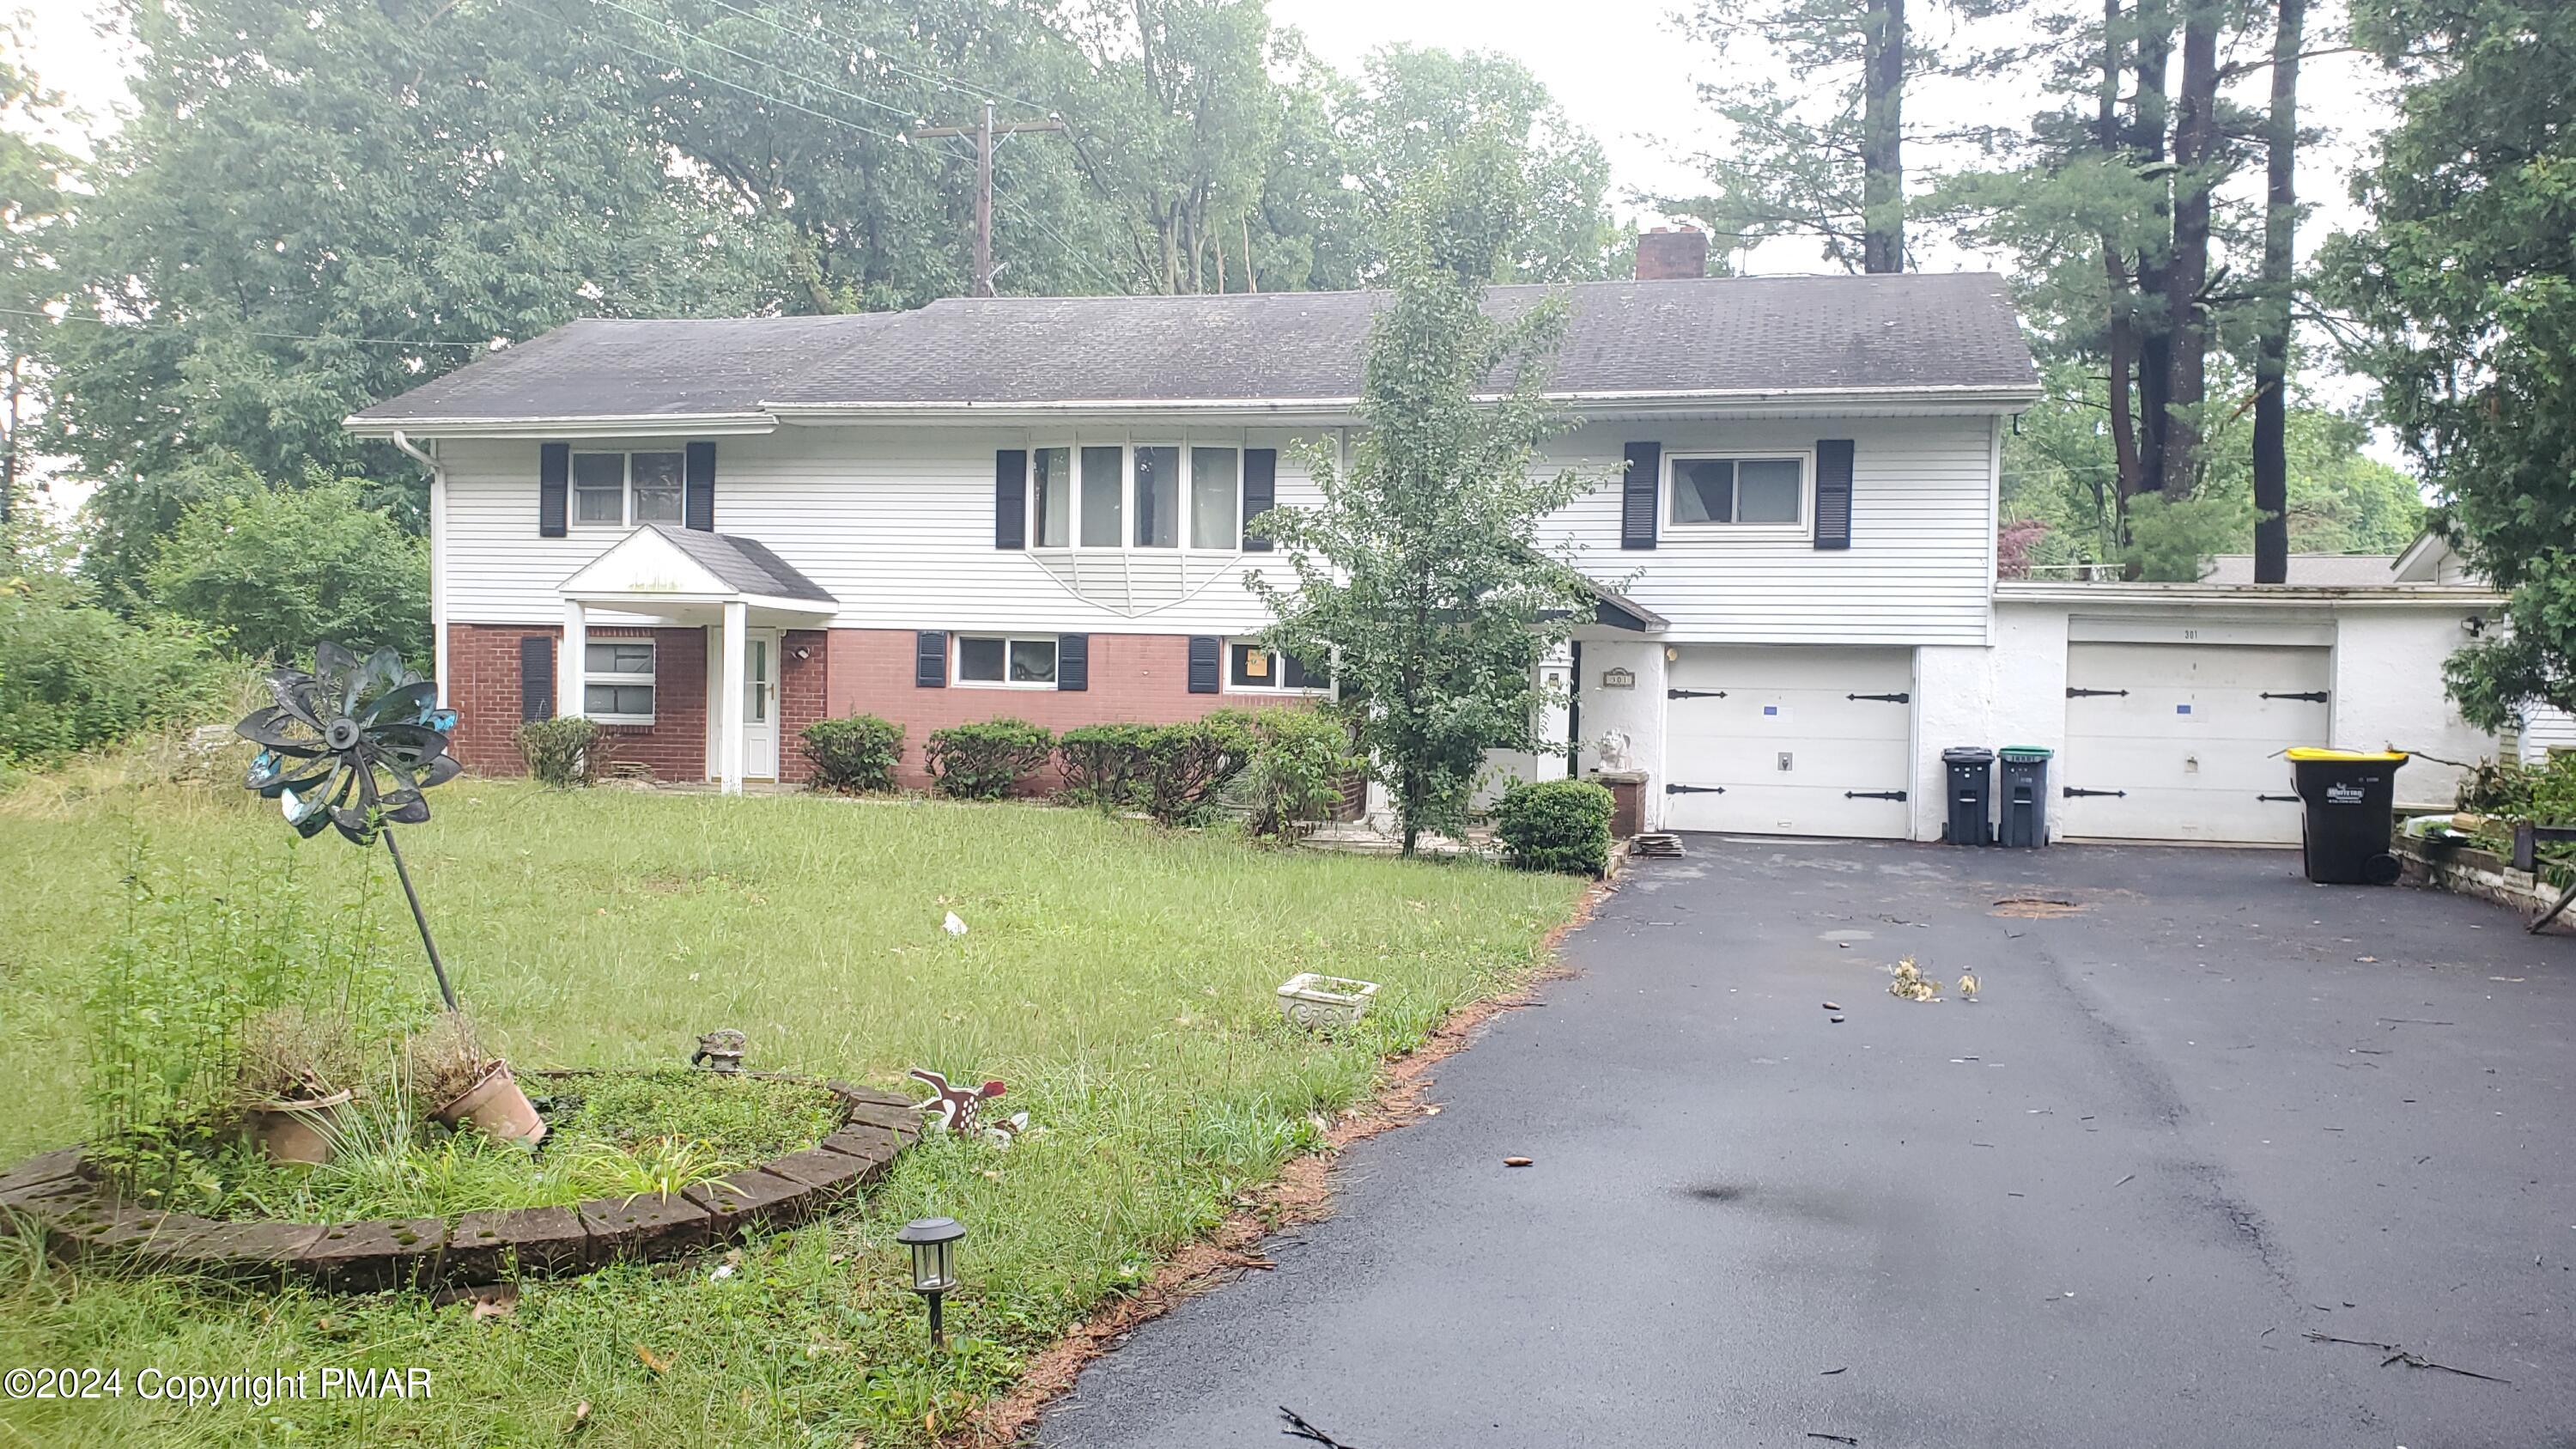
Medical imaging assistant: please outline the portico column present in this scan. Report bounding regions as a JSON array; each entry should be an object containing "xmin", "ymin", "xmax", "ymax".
[
  {"xmin": 561, "ymin": 599, "xmax": 586, "ymax": 720},
  {"xmin": 720, "ymin": 600, "xmax": 748, "ymax": 795}
]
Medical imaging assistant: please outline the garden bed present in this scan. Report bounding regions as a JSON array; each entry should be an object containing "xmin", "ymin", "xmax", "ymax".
[
  {"xmin": 0, "ymin": 1075, "xmax": 922, "ymax": 1289},
  {"xmin": 2394, "ymin": 834, "xmax": 2573, "ymax": 931}
]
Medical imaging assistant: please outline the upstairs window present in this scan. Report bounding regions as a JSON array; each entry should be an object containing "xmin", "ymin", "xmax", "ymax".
[
  {"xmin": 1668, "ymin": 454, "xmax": 1807, "ymax": 529},
  {"xmin": 571, "ymin": 450, "xmax": 686, "ymax": 527},
  {"xmin": 1134, "ymin": 445, "xmax": 1181, "ymax": 548},
  {"xmin": 1190, "ymin": 447, "xmax": 1239, "ymax": 550},
  {"xmin": 583, "ymin": 639, "xmax": 656, "ymax": 723},
  {"xmin": 1079, "ymin": 447, "xmax": 1122, "ymax": 547},
  {"xmin": 1034, "ymin": 447, "xmax": 1072, "ymax": 548}
]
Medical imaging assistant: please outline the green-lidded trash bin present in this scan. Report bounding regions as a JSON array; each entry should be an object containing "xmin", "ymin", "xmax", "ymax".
[
  {"xmin": 2286, "ymin": 747, "xmax": 2407, "ymax": 885},
  {"xmin": 1999, "ymin": 746, "xmax": 2053, "ymax": 847},
  {"xmin": 1941, "ymin": 746, "xmax": 1995, "ymax": 845}
]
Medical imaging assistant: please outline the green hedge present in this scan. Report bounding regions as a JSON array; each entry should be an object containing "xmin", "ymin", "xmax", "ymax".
[
  {"xmin": 1057, "ymin": 722, "xmax": 1157, "ymax": 810},
  {"xmin": 1243, "ymin": 707, "xmax": 1356, "ymax": 839},
  {"xmin": 1495, "ymin": 778, "xmax": 1614, "ymax": 876},
  {"xmin": 924, "ymin": 718, "xmax": 1054, "ymax": 801},
  {"xmin": 1137, "ymin": 712, "xmax": 1256, "ymax": 825},
  {"xmin": 515, "ymin": 716, "xmax": 608, "ymax": 788},
  {"xmin": 802, "ymin": 714, "xmax": 904, "ymax": 794}
]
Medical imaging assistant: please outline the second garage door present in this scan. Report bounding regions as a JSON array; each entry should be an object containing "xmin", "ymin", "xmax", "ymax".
[
  {"xmin": 2059, "ymin": 642, "xmax": 2330, "ymax": 843},
  {"xmin": 1662, "ymin": 647, "xmax": 1915, "ymax": 838}
]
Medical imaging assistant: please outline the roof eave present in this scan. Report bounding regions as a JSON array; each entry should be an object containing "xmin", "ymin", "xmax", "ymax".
[
  {"xmin": 761, "ymin": 382, "xmax": 2041, "ymax": 423},
  {"xmin": 1995, "ymin": 580, "xmax": 2504, "ymax": 607},
  {"xmin": 343, "ymin": 411, "xmax": 780, "ymax": 439}
]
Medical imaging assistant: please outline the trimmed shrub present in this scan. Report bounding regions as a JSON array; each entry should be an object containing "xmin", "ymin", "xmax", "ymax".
[
  {"xmin": 1057, "ymin": 722, "xmax": 1157, "ymax": 810},
  {"xmin": 516, "ymin": 716, "xmax": 608, "ymax": 788},
  {"xmin": 802, "ymin": 714, "xmax": 904, "ymax": 794},
  {"xmin": 1137, "ymin": 710, "xmax": 1257, "ymax": 826},
  {"xmin": 925, "ymin": 718, "xmax": 1054, "ymax": 800},
  {"xmin": 1495, "ymin": 778, "xmax": 1614, "ymax": 876},
  {"xmin": 1243, "ymin": 707, "xmax": 1357, "ymax": 840}
]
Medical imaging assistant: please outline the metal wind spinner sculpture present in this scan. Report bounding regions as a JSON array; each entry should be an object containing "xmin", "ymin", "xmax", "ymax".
[{"xmin": 237, "ymin": 642, "xmax": 465, "ymax": 1011}]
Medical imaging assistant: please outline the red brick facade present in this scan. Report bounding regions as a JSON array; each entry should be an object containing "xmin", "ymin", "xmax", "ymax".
[{"xmin": 447, "ymin": 624, "xmax": 1288, "ymax": 788}]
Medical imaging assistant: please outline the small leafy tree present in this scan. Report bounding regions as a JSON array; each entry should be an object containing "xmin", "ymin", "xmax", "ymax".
[
  {"xmin": 1254, "ymin": 129, "xmax": 1599, "ymax": 854},
  {"xmin": 148, "ymin": 470, "xmax": 428, "ymax": 663}
]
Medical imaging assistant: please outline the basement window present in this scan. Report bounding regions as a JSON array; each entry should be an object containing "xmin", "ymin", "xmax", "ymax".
[
  {"xmin": 583, "ymin": 639, "xmax": 656, "ymax": 723},
  {"xmin": 1228, "ymin": 642, "xmax": 1327, "ymax": 693},
  {"xmin": 957, "ymin": 636, "xmax": 1059, "ymax": 687}
]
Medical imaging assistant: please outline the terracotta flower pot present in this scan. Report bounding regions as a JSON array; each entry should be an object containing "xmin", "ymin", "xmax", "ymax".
[
  {"xmin": 247, "ymin": 1089, "xmax": 355, "ymax": 1166},
  {"xmin": 432, "ymin": 1060, "xmax": 548, "ymax": 1148}
]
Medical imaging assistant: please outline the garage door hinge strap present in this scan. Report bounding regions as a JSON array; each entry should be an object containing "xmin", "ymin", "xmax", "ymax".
[
  {"xmin": 2257, "ymin": 793, "xmax": 2300, "ymax": 802},
  {"xmin": 2066, "ymin": 687, "xmax": 2129, "ymax": 697},
  {"xmin": 1846, "ymin": 691, "xmax": 1910, "ymax": 703},
  {"xmin": 2260, "ymin": 690, "xmax": 2330, "ymax": 702},
  {"xmin": 1844, "ymin": 789, "xmax": 1909, "ymax": 801},
  {"xmin": 1665, "ymin": 783, "xmax": 1726, "ymax": 795},
  {"xmin": 1666, "ymin": 688, "xmax": 1728, "ymax": 699},
  {"xmin": 2063, "ymin": 786, "xmax": 2127, "ymax": 798}
]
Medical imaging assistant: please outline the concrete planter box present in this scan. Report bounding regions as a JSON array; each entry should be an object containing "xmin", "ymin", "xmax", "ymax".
[{"xmin": 1276, "ymin": 973, "xmax": 1381, "ymax": 1029}]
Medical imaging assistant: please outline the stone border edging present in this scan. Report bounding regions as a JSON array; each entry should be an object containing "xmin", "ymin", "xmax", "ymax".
[{"xmin": 0, "ymin": 1076, "xmax": 922, "ymax": 1292}]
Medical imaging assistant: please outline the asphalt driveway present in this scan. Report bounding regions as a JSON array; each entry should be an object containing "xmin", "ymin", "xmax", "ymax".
[{"xmin": 1039, "ymin": 840, "xmax": 2576, "ymax": 1449}]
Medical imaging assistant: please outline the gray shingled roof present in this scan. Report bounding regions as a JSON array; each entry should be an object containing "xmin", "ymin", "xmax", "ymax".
[
  {"xmin": 648, "ymin": 525, "xmax": 836, "ymax": 603},
  {"xmin": 349, "ymin": 273, "xmax": 2034, "ymax": 425}
]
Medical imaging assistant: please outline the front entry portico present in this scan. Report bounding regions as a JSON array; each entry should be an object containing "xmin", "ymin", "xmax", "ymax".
[{"xmin": 555, "ymin": 525, "xmax": 835, "ymax": 794}]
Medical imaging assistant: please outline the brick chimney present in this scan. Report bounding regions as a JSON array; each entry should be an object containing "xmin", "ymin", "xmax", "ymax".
[{"xmin": 1634, "ymin": 226, "xmax": 1709, "ymax": 281}]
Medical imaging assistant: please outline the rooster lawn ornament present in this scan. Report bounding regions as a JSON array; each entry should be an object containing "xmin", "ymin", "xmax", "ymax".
[{"xmin": 908, "ymin": 1068, "xmax": 1030, "ymax": 1147}]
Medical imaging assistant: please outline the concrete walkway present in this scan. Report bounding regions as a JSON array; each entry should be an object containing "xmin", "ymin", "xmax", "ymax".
[{"xmin": 1040, "ymin": 839, "xmax": 2576, "ymax": 1448}]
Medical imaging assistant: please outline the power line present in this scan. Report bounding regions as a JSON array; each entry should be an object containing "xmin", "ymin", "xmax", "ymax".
[
  {"xmin": 507, "ymin": 0, "xmax": 914, "ymax": 147},
  {"xmin": 580, "ymin": 0, "xmax": 923, "ymax": 127},
  {"xmin": 683, "ymin": 0, "xmax": 1054, "ymax": 114}
]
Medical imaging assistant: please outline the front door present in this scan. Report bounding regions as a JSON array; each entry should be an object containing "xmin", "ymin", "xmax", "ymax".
[{"xmin": 744, "ymin": 630, "xmax": 780, "ymax": 780}]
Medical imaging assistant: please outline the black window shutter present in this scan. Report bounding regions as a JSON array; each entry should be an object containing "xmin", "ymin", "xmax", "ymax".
[
  {"xmin": 1187, "ymin": 636, "xmax": 1220, "ymax": 693},
  {"xmin": 1241, "ymin": 448, "xmax": 1277, "ymax": 551},
  {"xmin": 1814, "ymin": 439, "xmax": 1855, "ymax": 551},
  {"xmin": 1621, "ymin": 441, "xmax": 1661, "ymax": 550},
  {"xmin": 994, "ymin": 449, "xmax": 1027, "ymax": 550},
  {"xmin": 1057, "ymin": 633, "xmax": 1088, "ymax": 691},
  {"xmin": 538, "ymin": 443, "xmax": 569, "ymax": 538},
  {"xmin": 519, "ymin": 635, "xmax": 556, "ymax": 721},
  {"xmin": 684, "ymin": 441, "xmax": 717, "ymax": 532},
  {"xmin": 914, "ymin": 631, "xmax": 948, "ymax": 688}
]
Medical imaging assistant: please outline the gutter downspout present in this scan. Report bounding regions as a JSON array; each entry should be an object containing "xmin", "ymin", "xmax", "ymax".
[{"xmin": 392, "ymin": 430, "xmax": 448, "ymax": 707}]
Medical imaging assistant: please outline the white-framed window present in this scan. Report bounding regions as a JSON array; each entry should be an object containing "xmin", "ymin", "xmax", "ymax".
[
  {"xmin": 1227, "ymin": 641, "xmax": 1328, "ymax": 694},
  {"xmin": 957, "ymin": 635, "xmax": 1059, "ymax": 687},
  {"xmin": 1666, "ymin": 452, "xmax": 1811, "ymax": 533},
  {"xmin": 570, "ymin": 450, "xmax": 686, "ymax": 527},
  {"xmin": 1030, "ymin": 442, "xmax": 1252, "ymax": 553},
  {"xmin": 584, "ymin": 639, "xmax": 656, "ymax": 723}
]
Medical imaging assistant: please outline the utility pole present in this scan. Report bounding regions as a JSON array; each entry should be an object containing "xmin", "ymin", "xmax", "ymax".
[{"xmin": 908, "ymin": 105, "xmax": 1066, "ymax": 298}]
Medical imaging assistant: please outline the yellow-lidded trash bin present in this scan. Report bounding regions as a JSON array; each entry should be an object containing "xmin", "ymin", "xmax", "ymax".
[{"xmin": 2284, "ymin": 747, "xmax": 2408, "ymax": 885}]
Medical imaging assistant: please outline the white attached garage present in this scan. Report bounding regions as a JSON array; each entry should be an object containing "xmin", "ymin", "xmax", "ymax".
[
  {"xmin": 2056, "ymin": 626, "xmax": 2333, "ymax": 844},
  {"xmin": 1662, "ymin": 646, "xmax": 1916, "ymax": 838}
]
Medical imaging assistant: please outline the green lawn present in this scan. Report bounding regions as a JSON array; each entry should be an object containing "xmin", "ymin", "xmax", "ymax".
[{"xmin": 0, "ymin": 780, "xmax": 1581, "ymax": 1447}]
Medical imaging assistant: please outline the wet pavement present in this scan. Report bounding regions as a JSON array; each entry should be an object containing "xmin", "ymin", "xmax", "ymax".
[{"xmin": 1040, "ymin": 840, "xmax": 2576, "ymax": 1449}]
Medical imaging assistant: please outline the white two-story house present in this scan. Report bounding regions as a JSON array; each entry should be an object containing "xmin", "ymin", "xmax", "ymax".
[{"xmin": 349, "ymin": 228, "xmax": 2506, "ymax": 844}]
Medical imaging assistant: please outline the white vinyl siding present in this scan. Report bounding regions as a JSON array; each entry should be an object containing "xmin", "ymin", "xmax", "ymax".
[
  {"xmin": 436, "ymin": 426, "xmax": 1320, "ymax": 636},
  {"xmin": 1536, "ymin": 417, "xmax": 1999, "ymax": 645},
  {"xmin": 434, "ymin": 413, "xmax": 2003, "ymax": 645}
]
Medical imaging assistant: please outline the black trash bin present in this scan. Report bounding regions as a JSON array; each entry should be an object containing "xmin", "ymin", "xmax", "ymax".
[
  {"xmin": 1942, "ymin": 746, "xmax": 1995, "ymax": 845},
  {"xmin": 2286, "ymin": 748, "xmax": 2408, "ymax": 885},
  {"xmin": 1998, "ymin": 746, "xmax": 2053, "ymax": 847}
]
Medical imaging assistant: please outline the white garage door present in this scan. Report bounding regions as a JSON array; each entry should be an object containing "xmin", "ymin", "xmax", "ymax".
[
  {"xmin": 2060, "ymin": 642, "xmax": 2331, "ymax": 843},
  {"xmin": 1663, "ymin": 647, "xmax": 1915, "ymax": 838}
]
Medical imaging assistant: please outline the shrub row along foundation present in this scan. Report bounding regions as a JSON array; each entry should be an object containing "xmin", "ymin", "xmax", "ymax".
[{"xmin": 0, "ymin": 1081, "xmax": 920, "ymax": 1291}]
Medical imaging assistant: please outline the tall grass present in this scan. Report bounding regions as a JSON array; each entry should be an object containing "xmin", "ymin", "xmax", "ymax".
[{"xmin": 0, "ymin": 778, "xmax": 1580, "ymax": 1448}]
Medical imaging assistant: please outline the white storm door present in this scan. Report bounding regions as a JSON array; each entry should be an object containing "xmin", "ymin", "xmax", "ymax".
[{"xmin": 743, "ymin": 630, "xmax": 780, "ymax": 780}]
